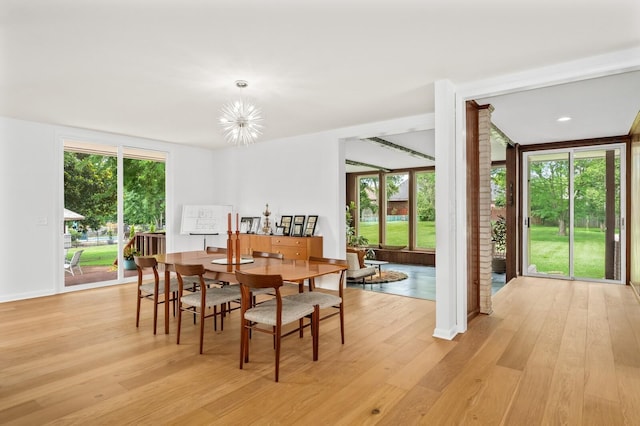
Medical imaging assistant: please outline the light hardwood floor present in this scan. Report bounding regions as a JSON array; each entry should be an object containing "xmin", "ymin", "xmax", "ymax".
[{"xmin": 1, "ymin": 276, "xmax": 639, "ymax": 425}]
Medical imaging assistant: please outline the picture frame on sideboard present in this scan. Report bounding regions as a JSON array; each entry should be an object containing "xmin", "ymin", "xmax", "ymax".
[
  {"xmin": 280, "ymin": 216, "xmax": 293, "ymax": 236},
  {"xmin": 250, "ymin": 217, "xmax": 261, "ymax": 234},
  {"xmin": 304, "ymin": 215, "xmax": 318, "ymax": 236},
  {"xmin": 293, "ymin": 215, "xmax": 306, "ymax": 227},
  {"xmin": 240, "ymin": 217, "xmax": 253, "ymax": 233},
  {"xmin": 291, "ymin": 223, "xmax": 304, "ymax": 237}
]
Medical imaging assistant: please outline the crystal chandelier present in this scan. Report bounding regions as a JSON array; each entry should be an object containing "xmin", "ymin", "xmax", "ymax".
[{"xmin": 219, "ymin": 80, "xmax": 264, "ymax": 146}]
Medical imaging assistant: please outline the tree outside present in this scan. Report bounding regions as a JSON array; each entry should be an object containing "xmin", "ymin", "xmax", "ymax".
[{"xmin": 64, "ymin": 151, "xmax": 166, "ymax": 272}]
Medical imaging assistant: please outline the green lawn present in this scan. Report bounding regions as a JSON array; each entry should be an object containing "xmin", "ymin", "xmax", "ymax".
[
  {"xmin": 67, "ymin": 244, "xmax": 118, "ymax": 266},
  {"xmin": 74, "ymin": 223, "xmax": 607, "ymax": 279},
  {"xmin": 358, "ymin": 221, "xmax": 608, "ymax": 279},
  {"xmin": 359, "ymin": 221, "xmax": 435, "ymax": 249},
  {"xmin": 529, "ymin": 225, "xmax": 607, "ymax": 278}
]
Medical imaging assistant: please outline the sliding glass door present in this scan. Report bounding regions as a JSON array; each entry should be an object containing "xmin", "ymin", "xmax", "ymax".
[
  {"xmin": 523, "ymin": 144, "xmax": 625, "ymax": 283},
  {"xmin": 63, "ymin": 141, "xmax": 166, "ymax": 287}
]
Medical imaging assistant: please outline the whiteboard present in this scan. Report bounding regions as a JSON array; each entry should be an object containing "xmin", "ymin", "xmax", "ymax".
[{"xmin": 180, "ymin": 205, "xmax": 233, "ymax": 235}]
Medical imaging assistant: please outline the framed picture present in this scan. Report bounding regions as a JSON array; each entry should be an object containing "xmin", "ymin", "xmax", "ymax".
[
  {"xmin": 240, "ymin": 217, "xmax": 253, "ymax": 233},
  {"xmin": 250, "ymin": 217, "xmax": 261, "ymax": 234},
  {"xmin": 291, "ymin": 223, "xmax": 304, "ymax": 237},
  {"xmin": 280, "ymin": 215, "xmax": 293, "ymax": 236},
  {"xmin": 304, "ymin": 215, "xmax": 318, "ymax": 236},
  {"xmin": 274, "ymin": 226, "xmax": 285, "ymax": 236}
]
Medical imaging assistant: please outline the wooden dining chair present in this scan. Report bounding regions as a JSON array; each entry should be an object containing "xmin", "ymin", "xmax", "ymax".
[
  {"xmin": 175, "ymin": 263, "xmax": 240, "ymax": 354},
  {"xmin": 181, "ymin": 246, "xmax": 228, "ymax": 290},
  {"xmin": 235, "ymin": 270, "xmax": 319, "ymax": 382},
  {"xmin": 285, "ymin": 256, "xmax": 347, "ymax": 344},
  {"xmin": 206, "ymin": 246, "xmax": 227, "ymax": 254},
  {"xmin": 134, "ymin": 256, "xmax": 187, "ymax": 335},
  {"xmin": 250, "ymin": 250, "xmax": 302, "ymax": 291},
  {"xmin": 251, "ymin": 250, "xmax": 284, "ymax": 259}
]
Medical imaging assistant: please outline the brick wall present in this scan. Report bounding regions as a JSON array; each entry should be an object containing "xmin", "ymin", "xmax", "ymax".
[{"xmin": 479, "ymin": 107, "xmax": 493, "ymax": 314}]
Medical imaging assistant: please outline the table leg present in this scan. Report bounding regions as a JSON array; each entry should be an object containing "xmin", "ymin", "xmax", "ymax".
[{"xmin": 164, "ymin": 268, "xmax": 170, "ymax": 334}]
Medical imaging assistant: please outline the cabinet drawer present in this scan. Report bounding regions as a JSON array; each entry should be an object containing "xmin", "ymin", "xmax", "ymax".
[
  {"xmin": 273, "ymin": 246, "xmax": 307, "ymax": 260},
  {"xmin": 272, "ymin": 237, "xmax": 304, "ymax": 247}
]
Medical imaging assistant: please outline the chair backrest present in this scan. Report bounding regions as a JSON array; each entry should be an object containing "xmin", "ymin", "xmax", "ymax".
[
  {"xmin": 308, "ymin": 256, "xmax": 347, "ymax": 294},
  {"xmin": 346, "ymin": 248, "xmax": 366, "ymax": 268},
  {"xmin": 309, "ymin": 256, "xmax": 348, "ymax": 267},
  {"xmin": 235, "ymin": 270, "xmax": 284, "ymax": 311},
  {"xmin": 251, "ymin": 250, "xmax": 284, "ymax": 259},
  {"xmin": 68, "ymin": 250, "xmax": 84, "ymax": 266},
  {"xmin": 134, "ymin": 256, "xmax": 157, "ymax": 269},
  {"xmin": 175, "ymin": 263, "xmax": 206, "ymax": 292},
  {"xmin": 346, "ymin": 252, "xmax": 361, "ymax": 271},
  {"xmin": 206, "ymin": 246, "xmax": 227, "ymax": 254},
  {"xmin": 134, "ymin": 256, "xmax": 159, "ymax": 285}
]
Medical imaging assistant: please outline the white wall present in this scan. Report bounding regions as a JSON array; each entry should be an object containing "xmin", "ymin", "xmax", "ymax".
[
  {"xmin": 211, "ymin": 132, "xmax": 343, "ymax": 258},
  {"xmin": 0, "ymin": 113, "xmax": 431, "ymax": 302},
  {"xmin": 0, "ymin": 116, "xmax": 216, "ymax": 302}
]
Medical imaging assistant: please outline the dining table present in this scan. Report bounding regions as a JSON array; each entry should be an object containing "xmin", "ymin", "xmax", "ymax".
[{"xmin": 154, "ymin": 250, "xmax": 347, "ymax": 334}]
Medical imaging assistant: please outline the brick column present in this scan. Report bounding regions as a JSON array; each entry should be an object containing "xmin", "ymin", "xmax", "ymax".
[{"xmin": 478, "ymin": 106, "xmax": 493, "ymax": 314}]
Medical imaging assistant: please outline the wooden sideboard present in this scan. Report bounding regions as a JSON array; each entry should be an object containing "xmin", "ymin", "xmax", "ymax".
[{"xmin": 238, "ymin": 234, "xmax": 323, "ymax": 260}]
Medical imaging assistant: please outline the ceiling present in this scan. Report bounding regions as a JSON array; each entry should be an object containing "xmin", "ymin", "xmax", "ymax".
[{"xmin": 1, "ymin": 0, "xmax": 639, "ymax": 171}]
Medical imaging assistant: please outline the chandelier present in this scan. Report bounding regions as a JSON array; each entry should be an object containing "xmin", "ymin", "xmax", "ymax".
[{"xmin": 219, "ymin": 80, "xmax": 264, "ymax": 146}]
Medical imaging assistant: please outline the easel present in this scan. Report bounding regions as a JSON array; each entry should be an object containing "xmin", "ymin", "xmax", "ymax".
[{"xmin": 189, "ymin": 233, "xmax": 219, "ymax": 251}]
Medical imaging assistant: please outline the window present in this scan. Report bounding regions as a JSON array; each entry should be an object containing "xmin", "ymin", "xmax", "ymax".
[
  {"xmin": 415, "ymin": 170, "xmax": 436, "ymax": 249},
  {"xmin": 385, "ymin": 173, "xmax": 409, "ymax": 247},
  {"xmin": 356, "ymin": 175, "xmax": 379, "ymax": 246},
  {"xmin": 351, "ymin": 168, "xmax": 436, "ymax": 250}
]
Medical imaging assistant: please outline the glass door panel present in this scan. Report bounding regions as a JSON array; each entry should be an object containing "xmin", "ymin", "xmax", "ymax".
[
  {"xmin": 525, "ymin": 152, "xmax": 570, "ymax": 277},
  {"xmin": 356, "ymin": 175, "xmax": 379, "ymax": 246},
  {"xmin": 63, "ymin": 146, "xmax": 117, "ymax": 286},
  {"xmin": 573, "ymin": 148, "xmax": 621, "ymax": 280},
  {"xmin": 415, "ymin": 170, "xmax": 436, "ymax": 249},
  {"xmin": 385, "ymin": 172, "xmax": 409, "ymax": 247},
  {"xmin": 524, "ymin": 145, "xmax": 625, "ymax": 283}
]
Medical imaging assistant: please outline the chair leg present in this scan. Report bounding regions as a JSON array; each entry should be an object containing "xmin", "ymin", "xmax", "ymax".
[
  {"xmin": 176, "ymin": 302, "xmax": 183, "ymax": 345},
  {"xmin": 153, "ymin": 292, "xmax": 159, "ymax": 335},
  {"xmin": 339, "ymin": 303, "xmax": 345, "ymax": 345},
  {"xmin": 240, "ymin": 322, "xmax": 246, "ymax": 369},
  {"xmin": 312, "ymin": 305, "xmax": 319, "ymax": 361},
  {"xmin": 218, "ymin": 304, "xmax": 225, "ymax": 331},
  {"xmin": 275, "ymin": 326, "xmax": 281, "ymax": 382},
  {"xmin": 136, "ymin": 290, "xmax": 141, "ymax": 328},
  {"xmin": 199, "ymin": 308, "xmax": 205, "ymax": 354}
]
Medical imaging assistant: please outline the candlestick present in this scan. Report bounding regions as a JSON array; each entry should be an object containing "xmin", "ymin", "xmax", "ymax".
[
  {"xmin": 227, "ymin": 213, "xmax": 231, "ymax": 233},
  {"xmin": 235, "ymin": 229, "xmax": 241, "ymax": 264},
  {"xmin": 236, "ymin": 213, "xmax": 239, "ymax": 232}
]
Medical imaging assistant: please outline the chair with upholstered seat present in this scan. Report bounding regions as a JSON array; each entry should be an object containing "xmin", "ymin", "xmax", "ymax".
[
  {"xmin": 175, "ymin": 263, "xmax": 241, "ymax": 354},
  {"xmin": 235, "ymin": 270, "xmax": 319, "ymax": 382},
  {"xmin": 345, "ymin": 250, "xmax": 376, "ymax": 286},
  {"xmin": 134, "ymin": 255, "xmax": 193, "ymax": 335},
  {"xmin": 251, "ymin": 250, "xmax": 284, "ymax": 260},
  {"xmin": 284, "ymin": 256, "xmax": 347, "ymax": 344},
  {"xmin": 64, "ymin": 250, "xmax": 84, "ymax": 276},
  {"xmin": 180, "ymin": 246, "xmax": 228, "ymax": 290}
]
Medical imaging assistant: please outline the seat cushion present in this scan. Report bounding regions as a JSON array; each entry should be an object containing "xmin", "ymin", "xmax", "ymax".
[
  {"xmin": 181, "ymin": 276, "xmax": 223, "ymax": 287},
  {"xmin": 140, "ymin": 277, "xmax": 187, "ymax": 295},
  {"xmin": 284, "ymin": 291, "xmax": 341, "ymax": 309},
  {"xmin": 180, "ymin": 287, "xmax": 240, "ymax": 309},
  {"xmin": 346, "ymin": 266, "xmax": 376, "ymax": 279},
  {"xmin": 244, "ymin": 298, "xmax": 315, "ymax": 326}
]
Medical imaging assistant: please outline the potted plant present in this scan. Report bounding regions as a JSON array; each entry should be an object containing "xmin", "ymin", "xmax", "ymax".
[
  {"xmin": 123, "ymin": 246, "xmax": 140, "ymax": 270},
  {"xmin": 491, "ymin": 216, "xmax": 507, "ymax": 273}
]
